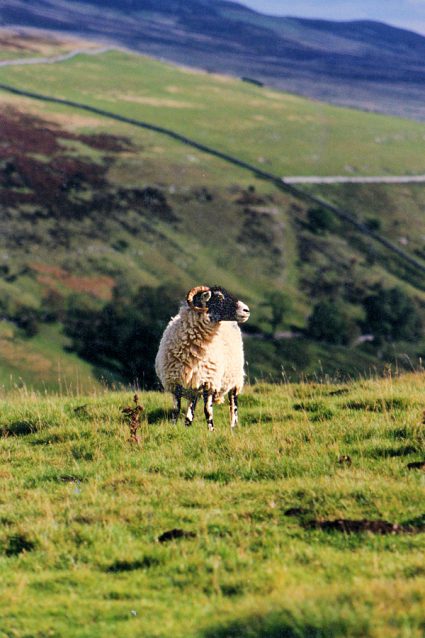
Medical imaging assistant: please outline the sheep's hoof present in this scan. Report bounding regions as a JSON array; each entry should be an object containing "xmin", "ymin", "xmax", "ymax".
[{"xmin": 184, "ymin": 419, "xmax": 193, "ymax": 427}]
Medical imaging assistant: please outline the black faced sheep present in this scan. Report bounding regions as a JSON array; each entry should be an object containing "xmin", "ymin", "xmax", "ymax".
[{"xmin": 155, "ymin": 285, "xmax": 250, "ymax": 430}]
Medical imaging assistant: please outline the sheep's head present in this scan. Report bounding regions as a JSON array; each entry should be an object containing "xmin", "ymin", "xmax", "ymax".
[{"xmin": 186, "ymin": 285, "xmax": 250, "ymax": 323}]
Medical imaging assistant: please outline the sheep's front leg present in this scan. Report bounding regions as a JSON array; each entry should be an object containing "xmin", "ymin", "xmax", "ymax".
[
  {"xmin": 229, "ymin": 388, "xmax": 238, "ymax": 429},
  {"xmin": 185, "ymin": 394, "xmax": 198, "ymax": 427},
  {"xmin": 203, "ymin": 387, "xmax": 214, "ymax": 432},
  {"xmin": 172, "ymin": 385, "xmax": 183, "ymax": 424}
]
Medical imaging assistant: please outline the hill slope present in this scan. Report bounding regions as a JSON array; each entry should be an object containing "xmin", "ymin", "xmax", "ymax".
[
  {"xmin": 1, "ymin": 44, "xmax": 425, "ymax": 388},
  {"xmin": 2, "ymin": 0, "xmax": 425, "ymax": 119}
]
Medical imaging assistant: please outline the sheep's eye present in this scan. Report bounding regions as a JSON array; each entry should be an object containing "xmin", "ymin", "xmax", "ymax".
[{"xmin": 215, "ymin": 291, "xmax": 225, "ymax": 302}]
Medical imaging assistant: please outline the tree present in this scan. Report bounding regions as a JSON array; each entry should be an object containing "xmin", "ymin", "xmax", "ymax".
[
  {"xmin": 64, "ymin": 284, "xmax": 182, "ymax": 387},
  {"xmin": 261, "ymin": 291, "xmax": 292, "ymax": 335},
  {"xmin": 307, "ymin": 301, "xmax": 358, "ymax": 345},
  {"xmin": 14, "ymin": 306, "xmax": 40, "ymax": 337},
  {"xmin": 307, "ymin": 207, "xmax": 338, "ymax": 234},
  {"xmin": 363, "ymin": 287, "xmax": 422, "ymax": 342}
]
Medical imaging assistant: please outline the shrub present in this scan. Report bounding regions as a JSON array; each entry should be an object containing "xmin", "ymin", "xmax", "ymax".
[
  {"xmin": 307, "ymin": 207, "xmax": 338, "ymax": 234},
  {"xmin": 307, "ymin": 301, "xmax": 358, "ymax": 345},
  {"xmin": 261, "ymin": 291, "xmax": 292, "ymax": 334},
  {"xmin": 365, "ymin": 217, "xmax": 382, "ymax": 232},
  {"xmin": 64, "ymin": 284, "xmax": 182, "ymax": 387},
  {"xmin": 14, "ymin": 307, "xmax": 40, "ymax": 337},
  {"xmin": 0, "ymin": 299, "xmax": 41, "ymax": 337},
  {"xmin": 362, "ymin": 287, "xmax": 422, "ymax": 342}
]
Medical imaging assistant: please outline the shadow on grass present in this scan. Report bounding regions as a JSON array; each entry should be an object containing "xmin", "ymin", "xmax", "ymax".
[
  {"xmin": 365, "ymin": 444, "xmax": 420, "ymax": 458},
  {"xmin": 344, "ymin": 398, "xmax": 409, "ymax": 412},
  {"xmin": 106, "ymin": 556, "xmax": 161, "ymax": 572},
  {"xmin": 402, "ymin": 513, "xmax": 425, "ymax": 527},
  {"xmin": 147, "ymin": 408, "xmax": 173, "ymax": 425},
  {"xmin": 389, "ymin": 426, "xmax": 415, "ymax": 440},
  {"xmin": 326, "ymin": 387, "xmax": 349, "ymax": 396},
  {"xmin": 2, "ymin": 420, "xmax": 39, "ymax": 436},
  {"xmin": 406, "ymin": 461, "xmax": 425, "ymax": 470},
  {"xmin": 243, "ymin": 413, "xmax": 273, "ymax": 425},
  {"xmin": 304, "ymin": 518, "xmax": 425, "ymax": 535},
  {"xmin": 292, "ymin": 402, "xmax": 335, "ymax": 421},
  {"xmin": 202, "ymin": 611, "xmax": 370, "ymax": 638},
  {"xmin": 5, "ymin": 534, "xmax": 37, "ymax": 556}
]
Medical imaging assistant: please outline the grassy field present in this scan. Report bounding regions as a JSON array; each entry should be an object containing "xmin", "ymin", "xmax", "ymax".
[
  {"xmin": 0, "ymin": 324, "xmax": 104, "ymax": 393},
  {"xmin": 2, "ymin": 49, "xmax": 425, "ymax": 179},
  {"xmin": 0, "ymin": 373, "xmax": 424, "ymax": 637}
]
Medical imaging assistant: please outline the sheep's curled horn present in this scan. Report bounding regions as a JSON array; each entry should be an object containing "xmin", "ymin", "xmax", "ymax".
[{"xmin": 186, "ymin": 285, "xmax": 211, "ymax": 313}]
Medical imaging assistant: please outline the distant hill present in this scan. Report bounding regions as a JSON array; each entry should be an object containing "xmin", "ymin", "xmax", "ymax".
[{"xmin": 2, "ymin": 0, "xmax": 425, "ymax": 120}]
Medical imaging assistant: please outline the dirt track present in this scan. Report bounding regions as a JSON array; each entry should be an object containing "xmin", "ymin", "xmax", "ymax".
[
  {"xmin": 0, "ymin": 47, "xmax": 114, "ymax": 67},
  {"xmin": 285, "ymin": 175, "xmax": 425, "ymax": 184}
]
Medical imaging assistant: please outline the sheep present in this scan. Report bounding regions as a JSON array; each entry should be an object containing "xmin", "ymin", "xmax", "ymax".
[{"xmin": 155, "ymin": 285, "xmax": 250, "ymax": 431}]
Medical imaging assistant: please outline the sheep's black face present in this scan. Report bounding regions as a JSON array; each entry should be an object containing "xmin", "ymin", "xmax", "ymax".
[{"xmin": 190, "ymin": 286, "xmax": 250, "ymax": 323}]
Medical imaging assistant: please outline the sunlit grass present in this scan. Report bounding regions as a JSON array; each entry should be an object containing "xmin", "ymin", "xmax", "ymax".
[
  {"xmin": 1, "ymin": 50, "xmax": 425, "ymax": 178},
  {"xmin": 0, "ymin": 373, "xmax": 424, "ymax": 637}
]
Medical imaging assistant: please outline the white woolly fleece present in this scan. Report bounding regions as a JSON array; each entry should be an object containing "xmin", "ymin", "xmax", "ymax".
[{"xmin": 155, "ymin": 304, "xmax": 245, "ymax": 401}]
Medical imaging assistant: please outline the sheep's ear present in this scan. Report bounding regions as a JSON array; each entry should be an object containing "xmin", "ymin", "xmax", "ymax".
[{"xmin": 200, "ymin": 291, "xmax": 212, "ymax": 305}]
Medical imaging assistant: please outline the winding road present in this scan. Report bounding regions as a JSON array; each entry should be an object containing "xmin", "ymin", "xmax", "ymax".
[
  {"xmin": 285, "ymin": 175, "xmax": 425, "ymax": 184},
  {"xmin": 0, "ymin": 47, "xmax": 115, "ymax": 67}
]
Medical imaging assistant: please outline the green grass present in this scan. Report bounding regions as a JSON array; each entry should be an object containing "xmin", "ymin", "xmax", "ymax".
[
  {"xmin": 2, "ymin": 49, "xmax": 425, "ymax": 179},
  {"xmin": 0, "ymin": 324, "xmax": 104, "ymax": 393},
  {"xmin": 0, "ymin": 374, "xmax": 424, "ymax": 637}
]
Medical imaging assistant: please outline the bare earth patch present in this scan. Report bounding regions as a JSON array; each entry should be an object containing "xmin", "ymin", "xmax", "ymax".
[
  {"xmin": 117, "ymin": 94, "xmax": 199, "ymax": 109},
  {"xmin": 0, "ymin": 27, "xmax": 101, "ymax": 57},
  {"xmin": 0, "ymin": 339, "xmax": 52, "ymax": 374},
  {"xmin": 305, "ymin": 518, "xmax": 425, "ymax": 535},
  {"xmin": 30, "ymin": 263, "xmax": 115, "ymax": 300}
]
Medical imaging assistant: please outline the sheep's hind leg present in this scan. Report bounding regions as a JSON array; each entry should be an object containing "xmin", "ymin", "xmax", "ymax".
[
  {"xmin": 229, "ymin": 388, "xmax": 238, "ymax": 429},
  {"xmin": 172, "ymin": 385, "xmax": 183, "ymax": 424},
  {"xmin": 203, "ymin": 387, "xmax": 214, "ymax": 432},
  {"xmin": 185, "ymin": 394, "xmax": 198, "ymax": 427}
]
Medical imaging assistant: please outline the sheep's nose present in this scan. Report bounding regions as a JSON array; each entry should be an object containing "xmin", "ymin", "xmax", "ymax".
[{"xmin": 237, "ymin": 302, "xmax": 250, "ymax": 322}]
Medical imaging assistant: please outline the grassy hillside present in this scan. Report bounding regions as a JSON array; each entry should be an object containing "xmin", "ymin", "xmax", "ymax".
[
  {"xmin": 4, "ymin": 2, "xmax": 425, "ymax": 120},
  {"xmin": 1, "ymin": 43, "xmax": 425, "ymax": 389},
  {"xmin": 2, "ymin": 49, "xmax": 425, "ymax": 178},
  {"xmin": 0, "ymin": 29, "xmax": 97, "ymax": 61},
  {"xmin": 0, "ymin": 374, "xmax": 424, "ymax": 637}
]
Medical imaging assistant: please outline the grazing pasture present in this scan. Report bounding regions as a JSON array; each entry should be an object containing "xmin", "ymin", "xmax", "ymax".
[
  {"xmin": 2, "ymin": 49, "xmax": 425, "ymax": 179},
  {"xmin": 0, "ymin": 373, "xmax": 424, "ymax": 637}
]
